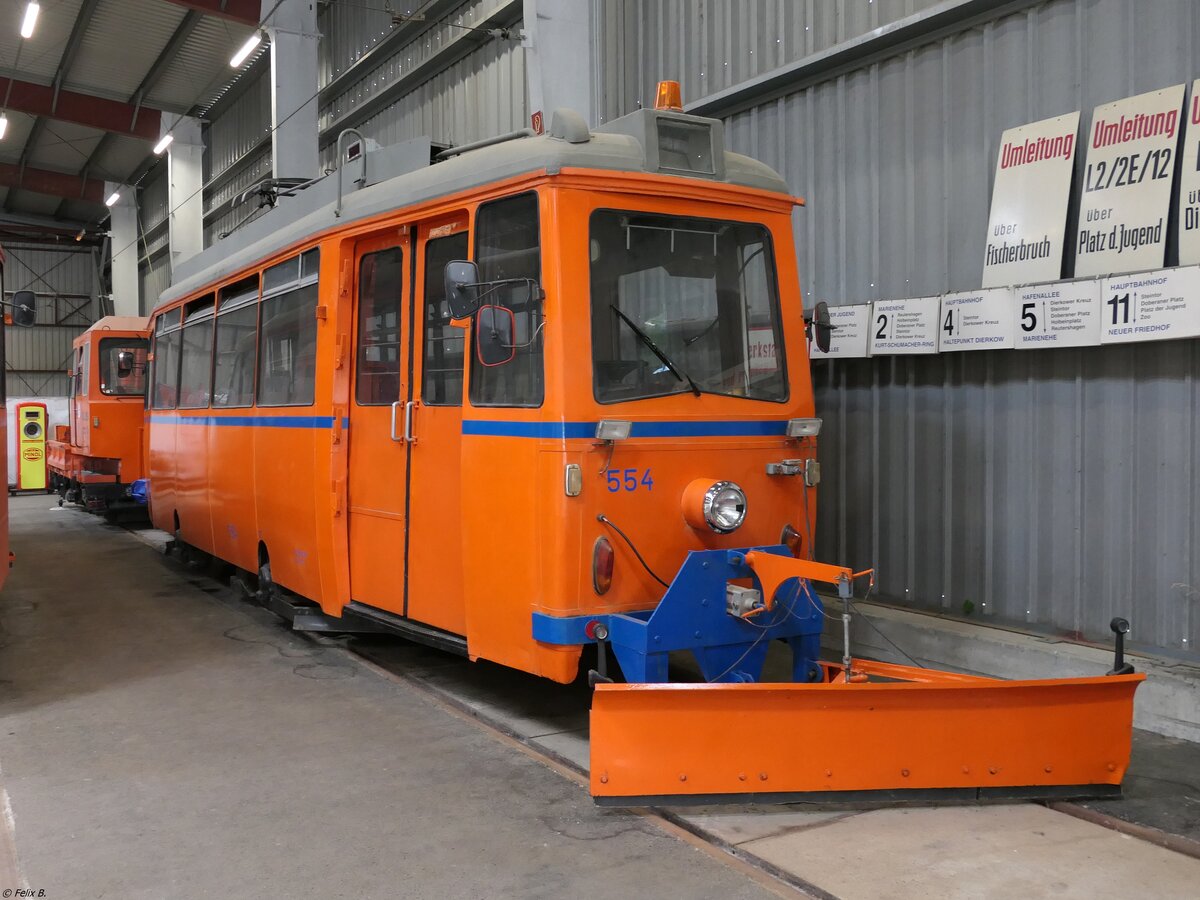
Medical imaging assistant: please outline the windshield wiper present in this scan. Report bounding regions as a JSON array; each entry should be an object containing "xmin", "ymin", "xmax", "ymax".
[{"xmin": 610, "ymin": 305, "xmax": 701, "ymax": 397}]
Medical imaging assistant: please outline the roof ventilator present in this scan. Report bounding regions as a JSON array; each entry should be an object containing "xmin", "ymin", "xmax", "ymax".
[{"xmin": 548, "ymin": 108, "xmax": 590, "ymax": 143}]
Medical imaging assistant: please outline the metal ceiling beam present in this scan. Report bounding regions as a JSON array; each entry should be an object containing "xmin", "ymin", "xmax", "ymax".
[
  {"xmin": 0, "ymin": 162, "xmax": 106, "ymax": 204},
  {"xmin": 0, "ymin": 210, "xmax": 92, "ymax": 235},
  {"xmin": 52, "ymin": 10, "xmax": 205, "ymax": 221},
  {"xmin": 0, "ymin": 78, "xmax": 163, "ymax": 141},
  {"xmin": 7, "ymin": 0, "xmax": 101, "ymax": 213},
  {"xmin": 129, "ymin": 10, "xmax": 204, "ymax": 132},
  {"xmin": 160, "ymin": 0, "xmax": 260, "ymax": 26},
  {"xmin": 52, "ymin": 0, "xmax": 102, "ymax": 110},
  {"xmin": 3, "ymin": 118, "xmax": 45, "ymax": 213},
  {"xmin": 52, "ymin": 133, "xmax": 113, "ymax": 219}
]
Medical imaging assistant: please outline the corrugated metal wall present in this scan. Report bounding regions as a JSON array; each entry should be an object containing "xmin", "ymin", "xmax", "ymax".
[
  {"xmin": 200, "ymin": 0, "xmax": 526, "ymax": 246},
  {"xmin": 319, "ymin": 36, "xmax": 527, "ymax": 171},
  {"xmin": 139, "ymin": 167, "xmax": 171, "ymax": 266},
  {"xmin": 593, "ymin": 0, "xmax": 946, "ymax": 125},
  {"xmin": 3, "ymin": 242, "xmax": 96, "ymax": 398},
  {"xmin": 595, "ymin": 0, "xmax": 1200, "ymax": 657},
  {"xmin": 318, "ymin": 0, "xmax": 526, "ymax": 162}
]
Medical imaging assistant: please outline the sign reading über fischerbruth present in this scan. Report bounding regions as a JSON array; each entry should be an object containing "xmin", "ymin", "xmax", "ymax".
[
  {"xmin": 1075, "ymin": 84, "xmax": 1185, "ymax": 278},
  {"xmin": 981, "ymin": 112, "xmax": 1080, "ymax": 288},
  {"xmin": 1176, "ymin": 81, "xmax": 1200, "ymax": 265}
]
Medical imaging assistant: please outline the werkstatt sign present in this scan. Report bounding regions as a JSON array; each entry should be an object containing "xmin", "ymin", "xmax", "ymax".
[
  {"xmin": 981, "ymin": 112, "xmax": 1079, "ymax": 288},
  {"xmin": 1176, "ymin": 81, "xmax": 1200, "ymax": 265},
  {"xmin": 1076, "ymin": 84, "xmax": 1185, "ymax": 277}
]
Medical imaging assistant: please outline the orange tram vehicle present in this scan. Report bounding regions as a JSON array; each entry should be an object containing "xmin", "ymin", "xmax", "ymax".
[
  {"xmin": 145, "ymin": 95, "xmax": 1143, "ymax": 805},
  {"xmin": 49, "ymin": 316, "xmax": 150, "ymax": 517}
]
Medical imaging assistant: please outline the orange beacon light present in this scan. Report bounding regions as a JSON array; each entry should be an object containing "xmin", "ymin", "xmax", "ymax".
[{"xmin": 654, "ymin": 80, "xmax": 683, "ymax": 111}]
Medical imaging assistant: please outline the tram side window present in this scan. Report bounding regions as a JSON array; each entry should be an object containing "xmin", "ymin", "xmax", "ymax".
[
  {"xmin": 470, "ymin": 193, "xmax": 543, "ymax": 408},
  {"xmin": 214, "ymin": 276, "xmax": 259, "ymax": 408},
  {"xmin": 151, "ymin": 315, "xmax": 182, "ymax": 410},
  {"xmin": 258, "ymin": 283, "xmax": 318, "ymax": 407},
  {"xmin": 213, "ymin": 305, "xmax": 258, "ymax": 407},
  {"xmin": 98, "ymin": 338, "xmax": 149, "ymax": 396},
  {"xmin": 422, "ymin": 232, "xmax": 469, "ymax": 406},
  {"xmin": 356, "ymin": 247, "xmax": 404, "ymax": 405},
  {"xmin": 179, "ymin": 322, "xmax": 215, "ymax": 408}
]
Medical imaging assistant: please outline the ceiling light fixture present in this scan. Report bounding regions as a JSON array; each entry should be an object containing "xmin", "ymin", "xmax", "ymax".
[
  {"xmin": 230, "ymin": 31, "xmax": 263, "ymax": 67},
  {"xmin": 153, "ymin": 134, "xmax": 174, "ymax": 155},
  {"xmin": 105, "ymin": 191, "xmax": 121, "ymax": 207},
  {"xmin": 0, "ymin": 114, "xmax": 7, "ymax": 140},
  {"xmin": 20, "ymin": 3, "xmax": 40, "ymax": 39}
]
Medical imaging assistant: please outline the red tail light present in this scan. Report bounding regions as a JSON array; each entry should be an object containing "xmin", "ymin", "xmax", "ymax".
[{"xmin": 593, "ymin": 536, "xmax": 614, "ymax": 594}]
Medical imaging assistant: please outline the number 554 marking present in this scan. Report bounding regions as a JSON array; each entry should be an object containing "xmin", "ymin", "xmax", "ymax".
[{"xmin": 606, "ymin": 467, "xmax": 654, "ymax": 492}]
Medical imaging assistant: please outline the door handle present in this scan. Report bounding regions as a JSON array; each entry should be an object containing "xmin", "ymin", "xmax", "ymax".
[
  {"xmin": 390, "ymin": 401, "xmax": 403, "ymax": 442},
  {"xmin": 403, "ymin": 400, "xmax": 417, "ymax": 443}
]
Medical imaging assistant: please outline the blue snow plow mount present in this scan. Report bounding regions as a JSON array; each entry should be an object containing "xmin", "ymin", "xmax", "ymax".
[{"xmin": 532, "ymin": 546, "xmax": 866, "ymax": 684}]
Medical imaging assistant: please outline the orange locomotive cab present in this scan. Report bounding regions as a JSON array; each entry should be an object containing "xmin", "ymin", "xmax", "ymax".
[
  {"xmin": 144, "ymin": 101, "xmax": 1141, "ymax": 806},
  {"xmin": 49, "ymin": 317, "xmax": 150, "ymax": 515}
]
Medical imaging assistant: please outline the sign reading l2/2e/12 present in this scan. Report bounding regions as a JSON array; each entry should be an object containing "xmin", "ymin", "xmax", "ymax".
[
  {"xmin": 868, "ymin": 297, "xmax": 940, "ymax": 355},
  {"xmin": 1015, "ymin": 280, "xmax": 1103, "ymax": 349},
  {"xmin": 1075, "ymin": 84, "xmax": 1186, "ymax": 278},
  {"xmin": 1177, "ymin": 80, "xmax": 1200, "ymax": 265},
  {"xmin": 1100, "ymin": 266, "xmax": 1200, "ymax": 344},
  {"xmin": 938, "ymin": 289, "xmax": 1015, "ymax": 351}
]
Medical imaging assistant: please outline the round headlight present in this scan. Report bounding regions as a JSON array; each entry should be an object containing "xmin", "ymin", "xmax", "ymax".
[{"xmin": 703, "ymin": 481, "xmax": 747, "ymax": 533}]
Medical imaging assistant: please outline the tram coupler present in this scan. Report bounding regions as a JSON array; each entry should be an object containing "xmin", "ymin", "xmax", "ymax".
[
  {"xmin": 586, "ymin": 620, "xmax": 613, "ymax": 686},
  {"xmin": 534, "ymin": 546, "xmax": 837, "ymax": 685},
  {"xmin": 1107, "ymin": 617, "xmax": 1135, "ymax": 676}
]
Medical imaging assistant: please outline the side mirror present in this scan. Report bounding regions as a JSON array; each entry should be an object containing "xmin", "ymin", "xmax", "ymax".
[
  {"xmin": 116, "ymin": 350, "xmax": 135, "ymax": 378},
  {"xmin": 444, "ymin": 260, "xmax": 481, "ymax": 319},
  {"xmin": 11, "ymin": 290, "xmax": 36, "ymax": 328},
  {"xmin": 476, "ymin": 305, "xmax": 516, "ymax": 367},
  {"xmin": 807, "ymin": 300, "xmax": 832, "ymax": 354}
]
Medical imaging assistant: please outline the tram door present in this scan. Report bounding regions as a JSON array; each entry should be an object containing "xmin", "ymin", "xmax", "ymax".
[
  {"xmin": 405, "ymin": 218, "xmax": 470, "ymax": 634},
  {"xmin": 347, "ymin": 232, "xmax": 412, "ymax": 614}
]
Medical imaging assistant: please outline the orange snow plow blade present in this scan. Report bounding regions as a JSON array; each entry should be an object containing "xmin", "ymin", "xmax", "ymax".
[{"xmin": 590, "ymin": 661, "xmax": 1144, "ymax": 805}]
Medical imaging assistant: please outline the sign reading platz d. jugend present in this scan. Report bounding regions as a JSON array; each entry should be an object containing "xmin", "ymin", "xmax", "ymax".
[
  {"xmin": 1177, "ymin": 81, "xmax": 1200, "ymax": 265},
  {"xmin": 1076, "ymin": 84, "xmax": 1186, "ymax": 277},
  {"xmin": 981, "ymin": 112, "xmax": 1079, "ymax": 288}
]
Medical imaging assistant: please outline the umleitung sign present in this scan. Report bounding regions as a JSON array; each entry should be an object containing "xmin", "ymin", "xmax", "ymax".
[
  {"xmin": 982, "ymin": 112, "xmax": 1079, "ymax": 287},
  {"xmin": 1075, "ymin": 84, "xmax": 1185, "ymax": 277}
]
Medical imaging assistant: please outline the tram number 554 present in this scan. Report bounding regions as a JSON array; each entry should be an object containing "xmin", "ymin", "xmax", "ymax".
[{"xmin": 607, "ymin": 468, "xmax": 654, "ymax": 492}]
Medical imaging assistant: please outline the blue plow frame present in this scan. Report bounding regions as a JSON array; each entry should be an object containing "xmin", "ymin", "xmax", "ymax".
[{"xmin": 531, "ymin": 546, "xmax": 825, "ymax": 684}]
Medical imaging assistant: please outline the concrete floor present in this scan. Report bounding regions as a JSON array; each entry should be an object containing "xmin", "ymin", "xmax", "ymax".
[
  {"xmin": 0, "ymin": 496, "xmax": 775, "ymax": 899},
  {"xmin": 4, "ymin": 494, "xmax": 1200, "ymax": 899}
]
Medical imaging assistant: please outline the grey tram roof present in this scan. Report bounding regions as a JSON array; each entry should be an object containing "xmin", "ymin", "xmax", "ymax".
[{"xmin": 156, "ymin": 108, "xmax": 792, "ymax": 310}]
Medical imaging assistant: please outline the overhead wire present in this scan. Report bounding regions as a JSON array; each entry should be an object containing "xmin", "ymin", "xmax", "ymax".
[{"xmin": 101, "ymin": 0, "xmax": 460, "ymax": 286}]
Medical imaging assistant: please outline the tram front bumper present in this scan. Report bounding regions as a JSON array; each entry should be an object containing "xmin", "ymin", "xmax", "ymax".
[{"xmin": 532, "ymin": 546, "xmax": 1146, "ymax": 806}]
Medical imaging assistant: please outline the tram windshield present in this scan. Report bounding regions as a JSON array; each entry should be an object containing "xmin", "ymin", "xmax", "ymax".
[
  {"xmin": 589, "ymin": 210, "xmax": 787, "ymax": 404},
  {"xmin": 98, "ymin": 337, "xmax": 149, "ymax": 396}
]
